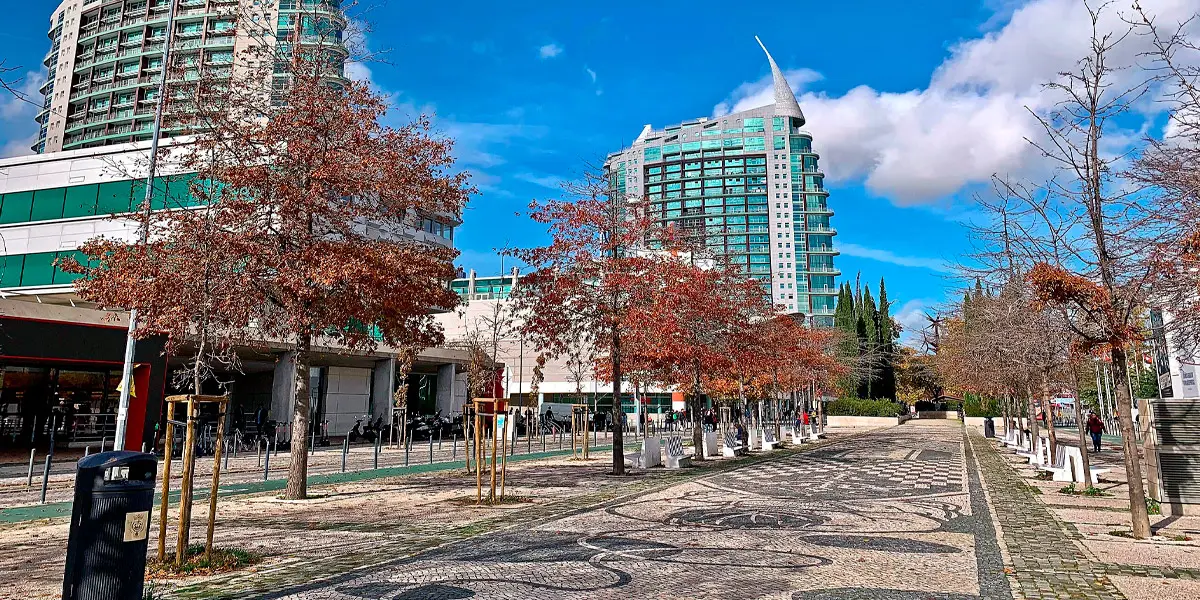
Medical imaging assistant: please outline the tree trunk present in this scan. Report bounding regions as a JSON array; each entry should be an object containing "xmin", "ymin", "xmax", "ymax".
[
  {"xmin": 1002, "ymin": 392, "xmax": 1011, "ymax": 435},
  {"xmin": 284, "ymin": 332, "xmax": 312, "ymax": 500},
  {"xmin": 1069, "ymin": 367, "xmax": 1094, "ymax": 488},
  {"xmin": 691, "ymin": 360, "xmax": 705, "ymax": 461},
  {"xmin": 1110, "ymin": 346, "xmax": 1153, "ymax": 538},
  {"xmin": 1041, "ymin": 372, "xmax": 1059, "ymax": 461},
  {"xmin": 1026, "ymin": 388, "xmax": 1039, "ymax": 451},
  {"xmin": 611, "ymin": 330, "xmax": 624, "ymax": 475}
]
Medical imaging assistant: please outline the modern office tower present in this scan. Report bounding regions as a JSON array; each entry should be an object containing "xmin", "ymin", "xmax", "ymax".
[
  {"xmin": 35, "ymin": 0, "xmax": 348, "ymax": 154},
  {"xmin": 604, "ymin": 39, "xmax": 839, "ymax": 325}
]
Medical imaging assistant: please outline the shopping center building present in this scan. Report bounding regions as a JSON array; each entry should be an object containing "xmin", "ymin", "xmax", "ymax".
[{"xmin": 0, "ymin": 142, "xmax": 473, "ymax": 453}]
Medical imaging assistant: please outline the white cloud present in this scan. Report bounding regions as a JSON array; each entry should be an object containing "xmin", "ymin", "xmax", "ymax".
[
  {"xmin": 894, "ymin": 298, "xmax": 939, "ymax": 347},
  {"xmin": 712, "ymin": 0, "xmax": 1200, "ymax": 205},
  {"xmin": 538, "ymin": 43, "xmax": 563, "ymax": 59},
  {"xmin": 839, "ymin": 242, "xmax": 953, "ymax": 273},
  {"xmin": 513, "ymin": 173, "xmax": 563, "ymax": 189},
  {"xmin": 344, "ymin": 61, "xmax": 372, "ymax": 84},
  {"xmin": 0, "ymin": 70, "xmax": 45, "ymax": 159}
]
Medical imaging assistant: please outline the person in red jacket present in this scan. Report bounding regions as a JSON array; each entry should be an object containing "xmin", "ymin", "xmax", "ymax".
[{"xmin": 1086, "ymin": 411, "xmax": 1104, "ymax": 453}]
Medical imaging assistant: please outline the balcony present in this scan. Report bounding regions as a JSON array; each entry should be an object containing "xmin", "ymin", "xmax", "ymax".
[{"xmin": 808, "ymin": 246, "xmax": 838, "ymax": 254}]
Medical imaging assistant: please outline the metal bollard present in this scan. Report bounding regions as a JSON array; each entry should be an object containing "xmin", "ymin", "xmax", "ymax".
[
  {"xmin": 39, "ymin": 455, "xmax": 51, "ymax": 504},
  {"xmin": 453, "ymin": 434, "xmax": 458, "ymax": 460},
  {"xmin": 542, "ymin": 431, "xmax": 547, "ymax": 452},
  {"xmin": 527, "ymin": 430, "xmax": 531, "ymax": 454},
  {"xmin": 373, "ymin": 436, "xmax": 380, "ymax": 469},
  {"xmin": 263, "ymin": 441, "xmax": 272, "ymax": 481},
  {"xmin": 341, "ymin": 438, "xmax": 348, "ymax": 473},
  {"xmin": 404, "ymin": 439, "xmax": 410, "ymax": 466},
  {"xmin": 27, "ymin": 449, "xmax": 35, "ymax": 487},
  {"xmin": 257, "ymin": 440, "xmax": 263, "ymax": 468},
  {"xmin": 84, "ymin": 446, "xmax": 91, "ymax": 458},
  {"xmin": 224, "ymin": 441, "xmax": 231, "ymax": 471},
  {"xmin": 428, "ymin": 436, "xmax": 433, "ymax": 464},
  {"xmin": 100, "ymin": 436, "xmax": 107, "ymax": 453}
]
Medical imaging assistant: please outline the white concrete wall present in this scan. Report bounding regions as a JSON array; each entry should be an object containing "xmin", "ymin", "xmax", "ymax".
[{"xmin": 826, "ymin": 415, "xmax": 898, "ymax": 428}]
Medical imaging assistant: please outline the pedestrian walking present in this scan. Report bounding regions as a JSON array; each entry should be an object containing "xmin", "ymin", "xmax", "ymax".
[{"xmin": 1087, "ymin": 411, "xmax": 1104, "ymax": 453}]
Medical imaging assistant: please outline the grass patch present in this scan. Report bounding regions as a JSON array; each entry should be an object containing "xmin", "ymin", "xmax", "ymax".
[
  {"xmin": 1109, "ymin": 530, "xmax": 1135, "ymax": 539},
  {"xmin": 1058, "ymin": 483, "xmax": 1110, "ymax": 497},
  {"xmin": 1147, "ymin": 497, "xmax": 1162, "ymax": 516},
  {"xmin": 1171, "ymin": 534, "xmax": 1193, "ymax": 542},
  {"xmin": 146, "ymin": 544, "xmax": 260, "ymax": 578}
]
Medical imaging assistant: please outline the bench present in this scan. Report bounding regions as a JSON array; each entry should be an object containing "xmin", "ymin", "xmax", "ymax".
[
  {"xmin": 722, "ymin": 431, "xmax": 748, "ymax": 457},
  {"xmin": 790, "ymin": 426, "xmax": 808, "ymax": 444},
  {"xmin": 1043, "ymin": 445, "xmax": 1109, "ymax": 483},
  {"xmin": 761, "ymin": 430, "xmax": 780, "ymax": 452},
  {"xmin": 702, "ymin": 431, "xmax": 720, "ymax": 457},
  {"xmin": 627, "ymin": 436, "xmax": 662, "ymax": 469},
  {"xmin": 999, "ymin": 429, "xmax": 1018, "ymax": 447},
  {"xmin": 664, "ymin": 435, "xmax": 691, "ymax": 469},
  {"xmin": 1016, "ymin": 435, "xmax": 1047, "ymax": 465}
]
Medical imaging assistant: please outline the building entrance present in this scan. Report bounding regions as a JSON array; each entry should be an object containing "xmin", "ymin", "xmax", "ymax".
[{"xmin": 0, "ymin": 363, "xmax": 123, "ymax": 450}]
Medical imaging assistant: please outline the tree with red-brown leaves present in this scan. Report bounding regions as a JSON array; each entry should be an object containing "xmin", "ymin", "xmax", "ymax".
[
  {"xmin": 508, "ymin": 173, "xmax": 678, "ymax": 475},
  {"xmin": 71, "ymin": 8, "xmax": 472, "ymax": 500},
  {"xmin": 633, "ymin": 257, "xmax": 776, "ymax": 458}
]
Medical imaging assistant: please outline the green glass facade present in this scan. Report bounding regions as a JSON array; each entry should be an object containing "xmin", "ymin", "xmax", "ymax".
[{"xmin": 607, "ymin": 112, "xmax": 838, "ymax": 325}]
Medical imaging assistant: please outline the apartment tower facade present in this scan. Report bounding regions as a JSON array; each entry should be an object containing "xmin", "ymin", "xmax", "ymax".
[
  {"xmin": 604, "ymin": 40, "xmax": 838, "ymax": 325},
  {"xmin": 36, "ymin": 0, "xmax": 346, "ymax": 153}
]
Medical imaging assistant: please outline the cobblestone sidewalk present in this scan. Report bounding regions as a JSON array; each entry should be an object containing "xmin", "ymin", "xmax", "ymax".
[{"xmin": 967, "ymin": 429, "xmax": 1126, "ymax": 600}]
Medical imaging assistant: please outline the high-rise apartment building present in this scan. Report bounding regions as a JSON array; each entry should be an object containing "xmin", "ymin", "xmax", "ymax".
[
  {"xmin": 35, "ymin": 0, "xmax": 347, "ymax": 153},
  {"xmin": 604, "ymin": 40, "xmax": 838, "ymax": 325}
]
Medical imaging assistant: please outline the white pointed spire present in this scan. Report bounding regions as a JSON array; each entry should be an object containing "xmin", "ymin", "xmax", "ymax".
[{"xmin": 755, "ymin": 36, "xmax": 805, "ymax": 125}]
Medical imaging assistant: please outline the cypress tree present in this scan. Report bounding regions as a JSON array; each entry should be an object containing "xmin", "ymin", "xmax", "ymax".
[
  {"xmin": 859, "ymin": 287, "xmax": 879, "ymax": 399},
  {"xmin": 877, "ymin": 278, "xmax": 897, "ymax": 400}
]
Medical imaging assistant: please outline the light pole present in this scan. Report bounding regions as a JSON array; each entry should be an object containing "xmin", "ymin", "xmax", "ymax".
[{"xmin": 114, "ymin": 0, "xmax": 179, "ymax": 450}]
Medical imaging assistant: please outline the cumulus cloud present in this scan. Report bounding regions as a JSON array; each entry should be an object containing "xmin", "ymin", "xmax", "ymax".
[
  {"xmin": 585, "ymin": 67, "xmax": 597, "ymax": 83},
  {"xmin": 539, "ymin": 43, "xmax": 563, "ymax": 59},
  {"xmin": 712, "ymin": 0, "xmax": 1200, "ymax": 205}
]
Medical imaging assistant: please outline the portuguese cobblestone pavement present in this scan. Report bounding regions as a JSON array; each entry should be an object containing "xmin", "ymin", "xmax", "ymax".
[
  {"xmin": 180, "ymin": 422, "xmax": 1016, "ymax": 600},
  {"xmin": 966, "ymin": 428, "xmax": 1125, "ymax": 600},
  {"xmin": 159, "ymin": 423, "xmax": 1188, "ymax": 600}
]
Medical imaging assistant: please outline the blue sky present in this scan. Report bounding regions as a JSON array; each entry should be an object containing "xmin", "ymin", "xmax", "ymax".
[{"xmin": 2, "ymin": 0, "xmax": 1191, "ymax": 339}]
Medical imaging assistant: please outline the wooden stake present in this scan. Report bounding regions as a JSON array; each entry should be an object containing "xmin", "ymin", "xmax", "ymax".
[
  {"xmin": 158, "ymin": 401, "xmax": 175, "ymax": 562},
  {"xmin": 474, "ymin": 406, "xmax": 482, "ymax": 504},
  {"xmin": 490, "ymin": 409, "xmax": 498, "ymax": 502},
  {"xmin": 176, "ymin": 396, "xmax": 197, "ymax": 567},
  {"xmin": 205, "ymin": 402, "xmax": 227, "ymax": 561}
]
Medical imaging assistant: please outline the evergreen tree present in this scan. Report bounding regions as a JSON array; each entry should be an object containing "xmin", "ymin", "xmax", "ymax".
[
  {"xmin": 858, "ymin": 287, "xmax": 880, "ymax": 398},
  {"xmin": 877, "ymin": 278, "xmax": 898, "ymax": 400}
]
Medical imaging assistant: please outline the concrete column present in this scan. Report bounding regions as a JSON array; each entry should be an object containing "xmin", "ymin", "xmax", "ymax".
[
  {"xmin": 271, "ymin": 352, "xmax": 297, "ymax": 439},
  {"xmin": 436, "ymin": 363, "xmax": 456, "ymax": 413},
  {"xmin": 371, "ymin": 358, "xmax": 395, "ymax": 422}
]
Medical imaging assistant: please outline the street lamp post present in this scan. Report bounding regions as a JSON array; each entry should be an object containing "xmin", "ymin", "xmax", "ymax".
[{"xmin": 114, "ymin": 0, "xmax": 179, "ymax": 451}]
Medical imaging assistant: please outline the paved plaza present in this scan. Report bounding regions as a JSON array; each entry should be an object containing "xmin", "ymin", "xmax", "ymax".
[
  {"xmin": 5, "ymin": 421, "xmax": 1196, "ymax": 599},
  {"xmin": 249, "ymin": 422, "xmax": 1010, "ymax": 600}
]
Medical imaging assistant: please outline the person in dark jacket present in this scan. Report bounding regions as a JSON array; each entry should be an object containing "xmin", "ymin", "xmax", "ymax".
[{"xmin": 1086, "ymin": 411, "xmax": 1104, "ymax": 453}]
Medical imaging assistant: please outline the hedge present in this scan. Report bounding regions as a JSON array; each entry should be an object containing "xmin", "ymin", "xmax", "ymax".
[
  {"xmin": 963, "ymin": 393, "xmax": 1000, "ymax": 418},
  {"xmin": 827, "ymin": 398, "xmax": 904, "ymax": 417}
]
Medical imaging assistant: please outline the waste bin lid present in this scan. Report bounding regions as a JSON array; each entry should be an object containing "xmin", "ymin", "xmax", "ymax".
[{"xmin": 77, "ymin": 450, "xmax": 153, "ymax": 470}]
